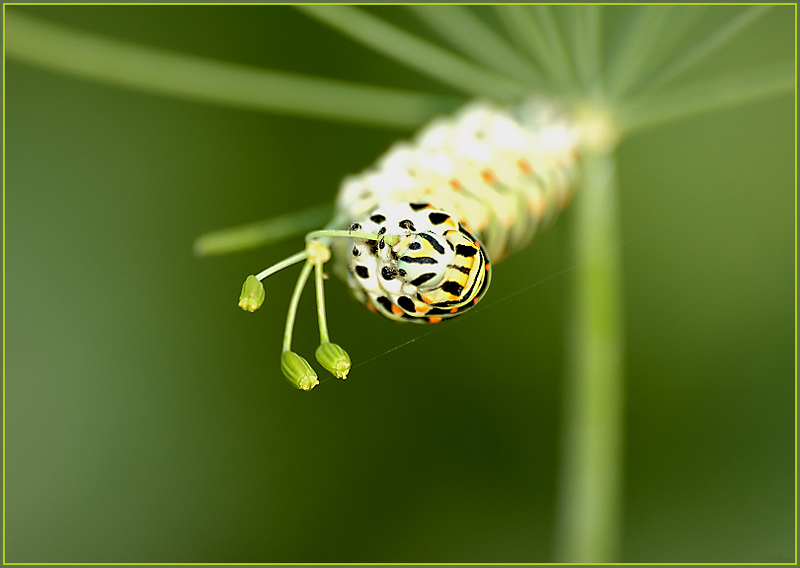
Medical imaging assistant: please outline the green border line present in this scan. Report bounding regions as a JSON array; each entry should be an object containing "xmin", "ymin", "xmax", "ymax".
[{"xmin": 2, "ymin": 2, "xmax": 796, "ymax": 565}]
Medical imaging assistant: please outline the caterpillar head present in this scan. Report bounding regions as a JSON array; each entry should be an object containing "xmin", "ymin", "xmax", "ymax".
[{"xmin": 344, "ymin": 201, "xmax": 491, "ymax": 323}]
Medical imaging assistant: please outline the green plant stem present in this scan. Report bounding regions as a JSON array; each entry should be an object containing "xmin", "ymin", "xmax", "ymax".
[
  {"xmin": 494, "ymin": 5, "xmax": 569, "ymax": 95},
  {"xmin": 630, "ymin": 6, "xmax": 709, "ymax": 91},
  {"xmin": 491, "ymin": 6, "xmax": 541, "ymax": 62},
  {"xmin": 306, "ymin": 229, "xmax": 384, "ymax": 243},
  {"xmin": 282, "ymin": 261, "xmax": 314, "ymax": 353},
  {"xmin": 4, "ymin": 10, "xmax": 460, "ymax": 130},
  {"xmin": 530, "ymin": 6, "xmax": 576, "ymax": 93},
  {"xmin": 406, "ymin": 5, "xmax": 543, "ymax": 89},
  {"xmin": 643, "ymin": 5, "xmax": 772, "ymax": 92},
  {"xmin": 620, "ymin": 62, "xmax": 794, "ymax": 135},
  {"xmin": 193, "ymin": 204, "xmax": 335, "ymax": 257},
  {"xmin": 314, "ymin": 262, "xmax": 330, "ymax": 344},
  {"xmin": 256, "ymin": 251, "xmax": 309, "ymax": 283},
  {"xmin": 295, "ymin": 5, "xmax": 526, "ymax": 103},
  {"xmin": 571, "ymin": 6, "xmax": 602, "ymax": 95},
  {"xmin": 555, "ymin": 150, "xmax": 625, "ymax": 563},
  {"xmin": 605, "ymin": 6, "xmax": 671, "ymax": 98}
]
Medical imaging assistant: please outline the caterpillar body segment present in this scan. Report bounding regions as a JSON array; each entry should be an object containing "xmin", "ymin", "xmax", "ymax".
[
  {"xmin": 332, "ymin": 99, "xmax": 579, "ymax": 322},
  {"xmin": 334, "ymin": 99, "xmax": 580, "ymax": 265}
]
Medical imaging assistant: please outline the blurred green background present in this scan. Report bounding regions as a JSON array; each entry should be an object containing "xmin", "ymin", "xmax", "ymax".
[{"xmin": 4, "ymin": 5, "xmax": 794, "ymax": 563}]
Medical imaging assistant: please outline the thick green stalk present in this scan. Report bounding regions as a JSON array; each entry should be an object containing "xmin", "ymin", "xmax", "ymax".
[
  {"xmin": 4, "ymin": 10, "xmax": 459, "ymax": 130},
  {"xmin": 555, "ymin": 150, "xmax": 625, "ymax": 562}
]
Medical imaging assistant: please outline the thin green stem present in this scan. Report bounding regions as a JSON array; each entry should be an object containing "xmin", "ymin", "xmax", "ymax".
[
  {"xmin": 629, "ymin": 6, "xmax": 709, "ymax": 92},
  {"xmin": 193, "ymin": 204, "xmax": 335, "ymax": 257},
  {"xmin": 256, "ymin": 251, "xmax": 309, "ymax": 283},
  {"xmin": 306, "ymin": 229, "xmax": 387, "ymax": 244},
  {"xmin": 494, "ymin": 5, "xmax": 569, "ymax": 95},
  {"xmin": 530, "ymin": 6, "xmax": 576, "ymax": 94},
  {"xmin": 295, "ymin": 5, "xmax": 527, "ymax": 103},
  {"xmin": 491, "ymin": 5, "xmax": 539, "ymax": 61},
  {"xmin": 605, "ymin": 6, "xmax": 672, "ymax": 99},
  {"xmin": 643, "ymin": 5, "xmax": 772, "ymax": 93},
  {"xmin": 5, "ymin": 10, "xmax": 460, "ymax": 130},
  {"xmin": 407, "ymin": 5, "xmax": 544, "ymax": 89},
  {"xmin": 282, "ymin": 261, "xmax": 314, "ymax": 353},
  {"xmin": 620, "ymin": 62, "xmax": 794, "ymax": 135},
  {"xmin": 555, "ymin": 150, "xmax": 625, "ymax": 563},
  {"xmin": 314, "ymin": 262, "xmax": 330, "ymax": 344},
  {"xmin": 570, "ymin": 6, "xmax": 603, "ymax": 96}
]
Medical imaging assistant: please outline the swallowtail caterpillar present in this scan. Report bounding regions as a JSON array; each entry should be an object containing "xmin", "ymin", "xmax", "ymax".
[{"xmin": 239, "ymin": 98, "xmax": 582, "ymax": 390}]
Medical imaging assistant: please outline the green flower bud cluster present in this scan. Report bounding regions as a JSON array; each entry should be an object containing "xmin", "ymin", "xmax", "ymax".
[
  {"xmin": 281, "ymin": 343, "xmax": 351, "ymax": 391},
  {"xmin": 236, "ymin": 234, "xmax": 372, "ymax": 391}
]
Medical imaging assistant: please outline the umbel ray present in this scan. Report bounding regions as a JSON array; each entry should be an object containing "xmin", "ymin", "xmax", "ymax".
[{"xmin": 233, "ymin": 98, "xmax": 591, "ymax": 390}]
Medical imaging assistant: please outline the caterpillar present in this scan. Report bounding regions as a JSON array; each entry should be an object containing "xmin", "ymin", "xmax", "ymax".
[{"xmin": 239, "ymin": 98, "xmax": 581, "ymax": 390}]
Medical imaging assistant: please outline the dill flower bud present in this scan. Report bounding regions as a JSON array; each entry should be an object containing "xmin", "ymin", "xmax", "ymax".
[
  {"xmin": 238, "ymin": 275, "xmax": 265, "ymax": 312},
  {"xmin": 281, "ymin": 351, "xmax": 319, "ymax": 391},
  {"xmin": 315, "ymin": 342, "xmax": 352, "ymax": 379}
]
